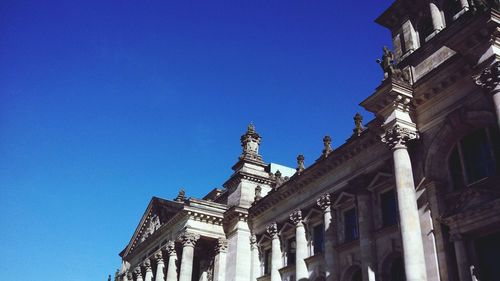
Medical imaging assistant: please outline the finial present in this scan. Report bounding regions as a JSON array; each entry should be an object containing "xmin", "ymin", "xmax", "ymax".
[
  {"xmin": 175, "ymin": 188, "xmax": 186, "ymax": 202},
  {"xmin": 296, "ymin": 154, "xmax": 305, "ymax": 173},
  {"xmin": 322, "ymin": 136, "xmax": 333, "ymax": 158},
  {"xmin": 353, "ymin": 113, "xmax": 364, "ymax": 137},
  {"xmin": 240, "ymin": 123, "xmax": 263, "ymax": 162}
]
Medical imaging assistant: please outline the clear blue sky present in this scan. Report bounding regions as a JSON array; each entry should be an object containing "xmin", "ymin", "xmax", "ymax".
[{"xmin": 0, "ymin": 1, "xmax": 394, "ymax": 280}]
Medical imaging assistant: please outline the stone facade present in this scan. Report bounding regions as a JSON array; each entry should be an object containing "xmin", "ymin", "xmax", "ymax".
[{"xmin": 116, "ymin": 1, "xmax": 500, "ymax": 281}]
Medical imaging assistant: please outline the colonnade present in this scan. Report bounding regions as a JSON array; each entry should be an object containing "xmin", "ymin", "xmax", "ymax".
[{"xmin": 122, "ymin": 233, "xmax": 227, "ymax": 281}]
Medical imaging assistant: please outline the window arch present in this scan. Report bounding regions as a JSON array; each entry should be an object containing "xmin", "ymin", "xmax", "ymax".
[{"xmin": 448, "ymin": 126, "xmax": 500, "ymax": 189}]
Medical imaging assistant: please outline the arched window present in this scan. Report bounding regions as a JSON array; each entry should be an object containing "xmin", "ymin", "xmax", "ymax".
[
  {"xmin": 418, "ymin": 12, "xmax": 434, "ymax": 45},
  {"xmin": 448, "ymin": 126, "xmax": 500, "ymax": 189}
]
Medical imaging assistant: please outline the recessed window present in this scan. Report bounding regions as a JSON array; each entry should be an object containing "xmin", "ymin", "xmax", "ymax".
[
  {"xmin": 448, "ymin": 127, "xmax": 499, "ymax": 189},
  {"xmin": 381, "ymin": 189, "xmax": 398, "ymax": 227},
  {"xmin": 313, "ymin": 224, "xmax": 324, "ymax": 255},
  {"xmin": 286, "ymin": 238, "xmax": 296, "ymax": 266},
  {"xmin": 264, "ymin": 248, "xmax": 272, "ymax": 275},
  {"xmin": 344, "ymin": 208, "xmax": 359, "ymax": 242}
]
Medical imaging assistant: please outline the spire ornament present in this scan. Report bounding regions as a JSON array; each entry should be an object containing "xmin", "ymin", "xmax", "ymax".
[
  {"xmin": 240, "ymin": 123, "xmax": 263, "ymax": 162},
  {"xmin": 352, "ymin": 113, "xmax": 365, "ymax": 137},
  {"xmin": 322, "ymin": 136, "xmax": 333, "ymax": 158},
  {"xmin": 296, "ymin": 154, "xmax": 305, "ymax": 174}
]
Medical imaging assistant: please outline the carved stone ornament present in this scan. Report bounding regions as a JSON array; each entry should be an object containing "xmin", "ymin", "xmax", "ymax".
[
  {"xmin": 175, "ymin": 188, "xmax": 186, "ymax": 202},
  {"xmin": 134, "ymin": 267, "xmax": 142, "ymax": 277},
  {"xmin": 140, "ymin": 213, "xmax": 161, "ymax": 242},
  {"xmin": 381, "ymin": 124, "xmax": 419, "ymax": 149},
  {"xmin": 215, "ymin": 238, "xmax": 228, "ymax": 253},
  {"xmin": 317, "ymin": 193, "xmax": 332, "ymax": 211},
  {"xmin": 377, "ymin": 46, "xmax": 410, "ymax": 82},
  {"xmin": 154, "ymin": 251, "xmax": 164, "ymax": 263},
  {"xmin": 475, "ymin": 61, "xmax": 500, "ymax": 94},
  {"xmin": 143, "ymin": 259, "xmax": 152, "ymax": 271},
  {"xmin": 296, "ymin": 154, "xmax": 305, "ymax": 173},
  {"xmin": 289, "ymin": 209, "xmax": 303, "ymax": 225},
  {"xmin": 266, "ymin": 222, "xmax": 278, "ymax": 238},
  {"xmin": 254, "ymin": 185, "xmax": 262, "ymax": 201},
  {"xmin": 250, "ymin": 234, "xmax": 258, "ymax": 249},
  {"xmin": 240, "ymin": 123, "xmax": 263, "ymax": 161},
  {"xmin": 274, "ymin": 170, "xmax": 284, "ymax": 188},
  {"xmin": 166, "ymin": 240, "xmax": 177, "ymax": 255},
  {"xmin": 353, "ymin": 113, "xmax": 364, "ymax": 137},
  {"xmin": 127, "ymin": 272, "xmax": 133, "ymax": 281},
  {"xmin": 322, "ymin": 135, "xmax": 333, "ymax": 157},
  {"xmin": 180, "ymin": 232, "xmax": 200, "ymax": 247}
]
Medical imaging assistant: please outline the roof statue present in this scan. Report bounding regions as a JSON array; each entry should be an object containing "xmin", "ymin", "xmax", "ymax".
[
  {"xmin": 322, "ymin": 135, "xmax": 333, "ymax": 158},
  {"xmin": 377, "ymin": 46, "xmax": 409, "ymax": 82},
  {"xmin": 352, "ymin": 113, "xmax": 365, "ymax": 137},
  {"xmin": 175, "ymin": 188, "xmax": 186, "ymax": 202}
]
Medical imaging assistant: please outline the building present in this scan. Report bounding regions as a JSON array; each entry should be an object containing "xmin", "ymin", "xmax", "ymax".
[{"xmin": 115, "ymin": 1, "xmax": 500, "ymax": 281}]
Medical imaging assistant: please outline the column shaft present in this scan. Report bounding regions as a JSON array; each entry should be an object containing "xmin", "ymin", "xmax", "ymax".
[
  {"xmin": 492, "ymin": 91, "xmax": 500, "ymax": 129},
  {"xmin": 213, "ymin": 239, "xmax": 228, "ymax": 281},
  {"xmin": 250, "ymin": 236, "xmax": 261, "ymax": 281},
  {"xmin": 453, "ymin": 236, "xmax": 472, "ymax": 281},
  {"xmin": 179, "ymin": 245, "xmax": 195, "ymax": 281},
  {"xmin": 144, "ymin": 261, "xmax": 153, "ymax": 281},
  {"xmin": 166, "ymin": 253, "xmax": 178, "ymax": 281},
  {"xmin": 155, "ymin": 255, "xmax": 165, "ymax": 281},
  {"xmin": 357, "ymin": 192, "xmax": 377, "ymax": 281},
  {"xmin": 393, "ymin": 146, "xmax": 427, "ymax": 281},
  {"xmin": 295, "ymin": 223, "xmax": 309, "ymax": 280},
  {"xmin": 271, "ymin": 236, "xmax": 282, "ymax": 281}
]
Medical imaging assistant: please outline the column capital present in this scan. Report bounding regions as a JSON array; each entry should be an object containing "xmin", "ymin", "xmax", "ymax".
[
  {"xmin": 250, "ymin": 234, "xmax": 258, "ymax": 250},
  {"xmin": 475, "ymin": 61, "xmax": 500, "ymax": 95},
  {"xmin": 154, "ymin": 251, "xmax": 164, "ymax": 263},
  {"xmin": 289, "ymin": 209, "xmax": 303, "ymax": 225},
  {"xmin": 127, "ymin": 272, "xmax": 133, "ymax": 281},
  {"xmin": 166, "ymin": 240, "xmax": 177, "ymax": 256},
  {"xmin": 143, "ymin": 259, "xmax": 152, "ymax": 272},
  {"xmin": 317, "ymin": 193, "xmax": 332, "ymax": 211},
  {"xmin": 215, "ymin": 238, "xmax": 228, "ymax": 254},
  {"xmin": 381, "ymin": 124, "xmax": 419, "ymax": 150},
  {"xmin": 134, "ymin": 267, "xmax": 142, "ymax": 278},
  {"xmin": 180, "ymin": 232, "xmax": 200, "ymax": 247},
  {"xmin": 266, "ymin": 222, "xmax": 278, "ymax": 238}
]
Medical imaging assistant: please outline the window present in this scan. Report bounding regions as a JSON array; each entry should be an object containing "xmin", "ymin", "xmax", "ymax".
[
  {"xmin": 381, "ymin": 189, "xmax": 398, "ymax": 227},
  {"xmin": 444, "ymin": 0, "xmax": 462, "ymax": 23},
  {"xmin": 448, "ymin": 127, "xmax": 500, "ymax": 189},
  {"xmin": 264, "ymin": 248, "xmax": 272, "ymax": 275},
  {"xmin": 344, "ymin": 208, "xmax": 359, "ymax": 242},
  {"xmin": 286, "ymin": 238, "xmax": 296, "ymax": 266},
  {"xmin": 313, "ymin": 224, "xmax": 324, "ymax": 255}
]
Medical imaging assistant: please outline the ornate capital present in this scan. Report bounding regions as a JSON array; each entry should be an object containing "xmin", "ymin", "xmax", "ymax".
[
  {"xmin": 154, "ymin": 251, "xmax": 164, "ymax": 263},
  {"xmin": 127, "ymin": 272, "xmax": 133, "ymax": 281},
  {"xmin": 215, "ymin": 238, "xmax": 228, "ymax": 254},
  {"xmin": 296, "ymin": 154, "xmax": 305, "ymax": 173},
  {"xmin": 250, "ymin": 234, "xmax": 258, "ymax": 249},
  {"xmin": 134, "ymin": 267, "xmax": 142, "ymax": 278},
  {"xmin": 166, "ymin": 241, "xmax": 177, "ymax": 256},
  {"xmin": 180, "ymin": 232, "xmax": 200, "ymax": 247},
  {"xmin": 289, "ymin": 209, "xmax": 303, "ymax": 225},
  {"xmin": 143, "ymin": 259, "xmax": 152, "ymax": 272},
  {"xmin": 381, "ymin": 124, "xmax": 419, "ymax": 149},
  {"xmin": 317, "ymin": 193, "xmax": 332, "ymax": 211},
  {"xmin": 266, "ymin": 222, "xmax": 278, "ymax": 238},
  {"xmin": 475, "ymin": 61, "xmax": 500, "ymax": 94}
]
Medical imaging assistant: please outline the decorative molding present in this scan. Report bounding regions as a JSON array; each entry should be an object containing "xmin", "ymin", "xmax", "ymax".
[
  {"xmin": 266, "ymin": 222, "xmax": 278, "ymax": 238},
  {"xmin": 381, "ymin": 124, "xmax": 419, "ymax": 149},
  {"xmin": 317, "ymin": 193, "xmax": 332, "ymax": 211},
  {"xmin": 289, "ymin": 209, "xmax": 303, "ymax": 225}
]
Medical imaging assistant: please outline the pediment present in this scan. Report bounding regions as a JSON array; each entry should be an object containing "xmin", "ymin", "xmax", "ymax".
[
  {"xmin": 333, "ymin": 192, "xmax": 355, "ymax": 208},
  {"xmin": 123, "ymin": 197, "xmax": 184, "ymax": 258},
  {"xmin": 446, "ymin": 187, "xmax": 500, "ymax": 216},
  {"xmin": 367, "ymin": 172, "xmax": 393, "ymax": 191}
]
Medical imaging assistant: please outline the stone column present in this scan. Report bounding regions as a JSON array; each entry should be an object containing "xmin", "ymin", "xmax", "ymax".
[
  {"xmin": 178, "ymin": 232, "xmax": 199, "ymax": 281},
  {"xmin": 429, "ymin": 1, "xmax": 444, "ymax": 31},
  {"xmin": 213, "ymin": 238, "xmax": 228, "ymax": 281},
  {"xmin": 475, "ymin": 61, "xmax": 500, "ymax": 129},
  {"xmin": 290, "ymin": 209, "xmax": 309, "ymax": 281},
  {"xmin": 451, "ymin": 234, "xmax": 472, "ymax": 281},
  {"xmin": 250, "ymin": 235, "xmax": 261, "ymax": 281},
  {"xmin": 382, "ymin": 125, "xmax": 427, "ymax": 281},
  {"xmin": 155, "ymin": 251, "xmax": 165, "ymax": 281},
  {"xmin": 135, "ymin": 267, "xmax": 144, "ymax": 281},
  {"xmin": 317, "ymin": 193, "xmax": 338, "ymax": 281},
  {"xmin": 143, "ymin": 259, "xmax": 153, "ymax": 281},
  {"xmin": 165, "ymin": 241, "xmax": 178, "ymax": 281},
  {"xmin": 357, "ymin": 190, "xmax": 377, "ymax": 281},
  {"xmin": 267, "ymin": 223, "xmax": 282, "ymax": 281}
]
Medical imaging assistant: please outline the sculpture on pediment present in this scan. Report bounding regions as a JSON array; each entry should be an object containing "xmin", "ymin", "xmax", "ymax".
[
  {"xmin": 377, "ymin": 46, "xmax": 409, "ymax": 83},
  {"xmin": 140, "ymin": 213, "xmax": 161, "ymax": 242}
]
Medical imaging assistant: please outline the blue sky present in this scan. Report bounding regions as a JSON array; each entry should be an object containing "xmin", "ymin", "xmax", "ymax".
[{"xmin": 0, "ymin": 1, "xmax": 393, "ymax": 280}]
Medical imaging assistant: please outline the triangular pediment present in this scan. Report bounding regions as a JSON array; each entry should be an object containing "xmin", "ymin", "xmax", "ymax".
[
  {"xmin": 333, "ymin": 192, "xmax": 355, "ymax": 208},
  {"xmin": 122, "ymin": 197, "xmax": 184, "ymax": 258},
  {"xmin": 367, "ymin": 172, "xmax": 393, "ymax": 191}
]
